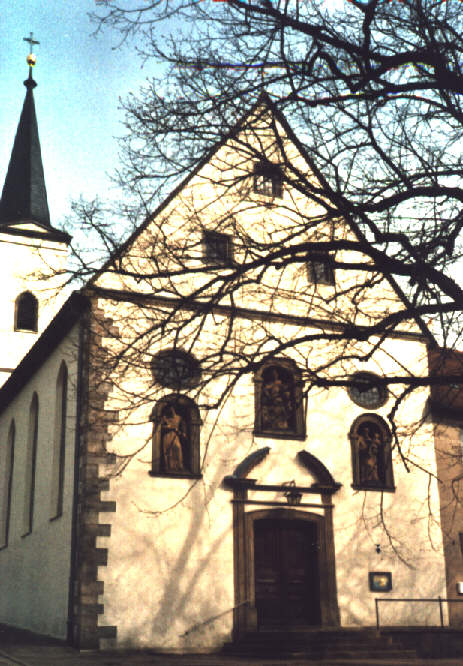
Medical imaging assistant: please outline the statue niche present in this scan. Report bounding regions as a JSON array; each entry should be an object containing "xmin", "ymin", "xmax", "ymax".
[
  {"xmin": 254, "ymin": 359, "xmax": 305, "ymax": 439},
  {"xmin": 150, "ymin": 395, "xmax": 201, "ymax": 477},
  {"xmin": 262, "ymin": 366, "xmax": 295, "ymax": 431},
  {"xmin": 357, "ymin": 420, "xmax": 385, "ymax": 485},
  {"xmin": 350, "ymin": 414, "xmax": 394, "ymax": 491},
  {"xmin": 161, "ymin": 403, "xmax": 188, "ymax": 472}
]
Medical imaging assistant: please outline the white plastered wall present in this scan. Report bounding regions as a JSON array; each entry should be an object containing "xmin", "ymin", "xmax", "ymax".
[
  {"xmin": 0, "ymin": 228, "xmax": 68, "ymax": 386},
  {"xmin": 0, "ymin": 324, "xmax": 79, "ymax": 638},
  {"xmin": 93, "ymin": 307, "xmax": 447, "ymax": 650},
  {"xmin": 89, "ymin": 110, "xmax": 444, "ymax": 649},
  {"xmin": 93, "ymin": 108, "xmax": 404, "ymax": 335}
]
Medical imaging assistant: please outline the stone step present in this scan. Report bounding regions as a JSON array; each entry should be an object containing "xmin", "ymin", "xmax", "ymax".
[
  {"xmin": 324, "ymin": 653, "xmax": 417, "ymax": 661},
  {"xmin": 239, "ymin": 637, "xmax": 397, "ymax": 644},
  {"xmin": 222, "ymin": 630, "xmax": 418, "ymax": 660},
  {"xmin": 325, "ymin": 648, "xmax": 417, "ymax": 658},
  {"xmin": 226, "ymin": 649, "xmax": 417, "ymax": 660}
]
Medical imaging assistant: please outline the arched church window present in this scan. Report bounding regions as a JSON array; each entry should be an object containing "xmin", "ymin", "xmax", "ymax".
[
  {"xmin": 254, "ymin": 358, "xmax": 305, "ymax": 439},
  {"xmin": 349, "ymin": 413, "xmax": 394, "ymax": 491},
  {"xmin": 150, "ymin": 395, "xmax": 202, "ymax": 478},
  {"xmin": 15, "ymin": 291, "xmax": 38, "ymax": 332},
  {"xmin": 50, "ymin": 362, "xmax": 68, "ymax": 519},
  {"xmin": 23, "ymin": 393, "xmax": 39, "ymax": 535},
  {"xmin": 0, "ymin": 420, "xmax": 15, "ymax": 549}
]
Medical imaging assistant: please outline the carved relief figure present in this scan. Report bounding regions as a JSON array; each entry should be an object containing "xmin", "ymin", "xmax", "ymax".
[
  {"xmin": 161, "ymin": 404, "xmax": 187, "ymax": 471},
  {"xmin": 261, "ymin": 366, "xmax": 295, "ymax": 431},
  {"xmin": 356, "ymin": 421, "xmax": 385, "ymax": 485}
]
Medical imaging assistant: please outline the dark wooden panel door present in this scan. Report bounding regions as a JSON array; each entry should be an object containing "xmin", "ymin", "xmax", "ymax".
[{"xmin": 254, "ymin": 518, "xmax": 321, "ymax": 627}]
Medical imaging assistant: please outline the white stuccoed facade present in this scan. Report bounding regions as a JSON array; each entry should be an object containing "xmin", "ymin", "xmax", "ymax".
[
  {"xmin": 92, "ymin": 320, "xmax": 446, "ymax": 649},
  {"xmin": 87, "ymin": 104, "xmax": 447, "ymax": 648},
  {"xmin": 0, "ymin": 225, "xmax": 68, "ymax": 385},
  {"xmin": 0, "ymin": 96, "xmax": 454, "ymax": 651},
  {"xmin": 0, "ymin": 325, "xmax": 79, "ymax": 638}
]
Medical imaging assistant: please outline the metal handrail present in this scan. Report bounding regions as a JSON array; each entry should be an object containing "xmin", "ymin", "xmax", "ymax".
[
  {"xmin": 375, "ymin": 596, "xmax": 463, "ymax": 630},
  {"xmin": 180, "ymin": 599, "xmax": 251, "ymax": 638}
]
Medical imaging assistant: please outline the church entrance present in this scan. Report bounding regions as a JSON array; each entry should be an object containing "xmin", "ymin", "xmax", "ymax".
[
  {"xmin": 230, "ymin": 501, "xmax": 340, "ymax": 638},
  {"xmin": 254, "ymin": 518, "xmax": 321, "ymax": 627}
]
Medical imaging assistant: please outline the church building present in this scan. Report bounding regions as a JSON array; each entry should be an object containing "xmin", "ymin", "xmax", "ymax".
[{"xmin": 0, "ymin": 55, "xmax": 463, "ymax": 659}]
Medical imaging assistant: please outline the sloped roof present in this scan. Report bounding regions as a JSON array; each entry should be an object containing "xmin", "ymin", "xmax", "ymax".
[
  {"xmin": 88, "ymin": 91, "xmax": 434, "ymax": 344},
  {"xmin": 0, "ymin": 292, "xmax": 89, "ymax": 416},
  {"xmin": 0, "ymin": 93, "xmax": 435, "ymax": 405},
  {"xmin": 89, "ymin": 91, "xmax": 290, "ymax": 284},
  {"xmin": 0, "ymin": 70, "xmax": 70, "ymax": 244}
]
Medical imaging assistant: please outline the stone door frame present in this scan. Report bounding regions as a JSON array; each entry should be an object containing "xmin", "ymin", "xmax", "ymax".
[
  {"xmin": 246, "ymin": 508, "xmax": 336, "ymax": 629},
  {"xmin": 224, "ymin": 449, "xmax": 341, "ymax": 640}
]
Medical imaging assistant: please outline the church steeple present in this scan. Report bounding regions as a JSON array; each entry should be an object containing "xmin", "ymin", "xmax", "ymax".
[{"xmin": 0, "ymin": 41, "xmax": 51, "ymax": 228}]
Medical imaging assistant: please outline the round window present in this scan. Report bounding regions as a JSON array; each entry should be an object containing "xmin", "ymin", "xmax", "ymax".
[
  {"xmin": 348, "ymin": 372, "xmax": 387, "ymax": 409},
  {"xmin": 152, "ymin": 350, "xmax": 201, "ymax": 390}
]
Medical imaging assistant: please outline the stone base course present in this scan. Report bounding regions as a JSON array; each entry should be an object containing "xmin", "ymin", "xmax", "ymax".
[{"xmin": 2, "ymin": 625, "xmax": 463, "ymax": 666}]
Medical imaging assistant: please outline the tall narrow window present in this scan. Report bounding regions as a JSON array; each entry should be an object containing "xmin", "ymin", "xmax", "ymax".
[
  {"xmin": 23, "ymin": 393, "xmax": 38, "ymax": 536},
  {"xmin": 15, "ymin": 292, "xmax": 38, "ymax": 332},
  {"xmin": 50, "ymin": 363, "xmax": 68, "ymax": 519},
  {"xmin": 0, "ymin": 421, "xmax": 15, "ymax": 549}
]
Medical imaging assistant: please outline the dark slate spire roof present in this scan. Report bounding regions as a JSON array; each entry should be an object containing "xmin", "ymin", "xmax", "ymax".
[{"xmin": 0, "ymin": 69, "xmax": 51, "ymax": 227}]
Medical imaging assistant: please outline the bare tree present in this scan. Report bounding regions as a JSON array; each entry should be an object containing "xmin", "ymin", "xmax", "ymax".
[
  {"xmin": 52, "ymin": 2, "xmax": 463, "ymax": 577},
  {"xmin": 78, "ymin": 0, "xmax": 463, "ymax": 401}
]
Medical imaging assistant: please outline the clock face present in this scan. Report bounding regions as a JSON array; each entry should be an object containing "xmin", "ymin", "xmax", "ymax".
[
  {"xmin": 348, "ymin": 372, "xmax": 387, "ymax": 409},
  {"xmin": 152, "ymin": 350, "xmax": 201, "ymax": 390}
]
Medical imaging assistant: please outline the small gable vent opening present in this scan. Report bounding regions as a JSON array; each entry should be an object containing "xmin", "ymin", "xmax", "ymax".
[
  {"xmin": 253, "ymin": 162, "xmax": 283, "ymax": 198},
  {"xmin": 15, "ymin": 292, "xmax": 38, "ymax": 332},
  {"xmin": 307, "ymin": 252, "xmax": 335, "ymax": 286},
  {"xmin": 203, "ymin": 230, "xmax": 233, "ymax": 264}
]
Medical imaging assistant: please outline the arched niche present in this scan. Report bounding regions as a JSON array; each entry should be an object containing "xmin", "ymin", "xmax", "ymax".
[
  {"xmin": 150, "ymin": 394, "xmax": 202, "ymax": 478},
  {"xmin": 253, "ymin": 358, "xmax": 305, "ymax": 440},
  {"xmin": 15, "ymin": 291, "xmax": 38, "ymax": 332},
  {"xmin": 349, "ymin": 413, "xmax": 395, "ymax": 492}
]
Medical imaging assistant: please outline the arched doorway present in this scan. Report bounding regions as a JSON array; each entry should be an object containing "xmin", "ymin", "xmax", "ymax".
[{"xmin": 254, "ymin": 516, "xmax": 321, "ymax": 627}]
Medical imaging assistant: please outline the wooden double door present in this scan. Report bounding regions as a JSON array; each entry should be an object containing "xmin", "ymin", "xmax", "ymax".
[{"xmin": 254, "ymin": 518, "xmax": 321, "ymax": 627}]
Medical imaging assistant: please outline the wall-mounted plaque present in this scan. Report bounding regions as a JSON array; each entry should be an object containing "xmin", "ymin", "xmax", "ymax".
[{"xmin": 369, "ymin": 572, "xmax": 392, "ymax": 592}]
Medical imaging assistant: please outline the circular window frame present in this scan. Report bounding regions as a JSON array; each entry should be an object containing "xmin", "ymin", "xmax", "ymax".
[
  {"xmin": 348, "ymin": 372, "xmax": 388, "ymax": 410},
  {"xmin": 151, "ymin": 350, "xmax": 201, "ymax": 390}
]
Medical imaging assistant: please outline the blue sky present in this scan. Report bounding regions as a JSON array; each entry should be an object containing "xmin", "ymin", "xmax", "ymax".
[{"xmin": 0, "ymin": 0, "xmax": 154, "ymax": 231}]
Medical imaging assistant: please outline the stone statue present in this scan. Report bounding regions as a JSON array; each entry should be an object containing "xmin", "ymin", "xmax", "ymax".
[
  {"xmin": 356, "ymin": 421, "xmax": 384, "ymax": 485},
  {"xmin": 261, "ymin": 366, "xmax": 294, "ymax": 431},
  {"xmin": 161, "ymin": 404, "xmax": 187, "ymax": 471}
]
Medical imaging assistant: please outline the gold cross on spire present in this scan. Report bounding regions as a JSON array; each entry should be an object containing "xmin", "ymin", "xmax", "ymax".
[
  {"xmin": 23, "ymin": 32, "xmax": 39, "ymax": 69},
  {"xmin": 23, "ymin": 32, "xmax": 39, "ymax": 53}
]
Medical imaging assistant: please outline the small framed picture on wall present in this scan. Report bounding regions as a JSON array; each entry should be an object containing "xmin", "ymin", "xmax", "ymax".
[{"xmin": 369, "ymin": 572, "xmax": 392, "ymax": 592}]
